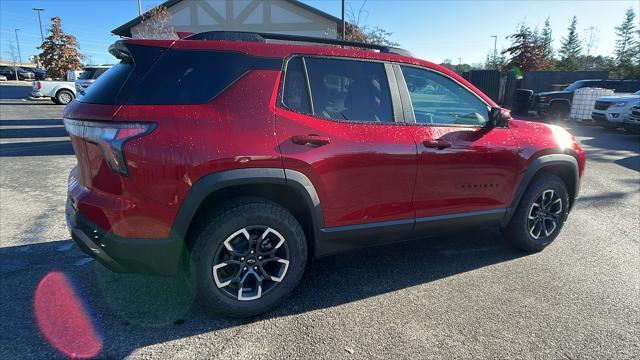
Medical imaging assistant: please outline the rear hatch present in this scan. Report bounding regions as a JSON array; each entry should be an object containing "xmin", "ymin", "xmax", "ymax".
[
  {"xmin": 64, "ymin": 38, "xmax": 282, "ymax": 194},
  {"xmin": 64, "ymin": 40, "xmax": 173, "ymax": 193}
]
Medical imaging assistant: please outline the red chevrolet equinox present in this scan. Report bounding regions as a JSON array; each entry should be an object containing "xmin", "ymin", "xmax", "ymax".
[{"xmin": 64, "ymin": 32, "xmax": 586, "ymax": 317}]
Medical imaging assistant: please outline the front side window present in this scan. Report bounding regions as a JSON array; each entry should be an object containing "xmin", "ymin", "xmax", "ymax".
[
  {"xmin": 401, "ymin": 66, "xmax": 489, "ymax": 126},
  {"xmin": 303, "ymin": 58, "xmax": 393, "ymax": 123}
]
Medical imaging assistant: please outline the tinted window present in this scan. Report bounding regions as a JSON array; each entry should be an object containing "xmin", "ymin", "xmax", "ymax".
[
  {"xmin": 94, "ymin": 67, "xmax": 109, "ymax": 78},
  {"xmin": 304, "ymin": 58, "xmax": 393, "ymax": 122},
  {"xmin": 282, "ymin": 57, "xmax": 310, "ymax": 113},
  {"xmin": 401, "ymin": 66, "xmax": 488, "ymax": 126},
  {"xmin": 79, "ymin": 68, "xmax": 97, "ymax": 80},
  {"xmin": 79, "ymin": 44, "xmax": 281, "ymax": 105},
  {"xmin": 79, "ymin": 63, "xmax": 133, "ymax": 103}
]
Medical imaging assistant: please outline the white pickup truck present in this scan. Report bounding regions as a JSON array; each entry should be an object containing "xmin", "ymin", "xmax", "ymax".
[{"xmin": 31, "ymin": 80, "xmax": 76, "ymax": 105}]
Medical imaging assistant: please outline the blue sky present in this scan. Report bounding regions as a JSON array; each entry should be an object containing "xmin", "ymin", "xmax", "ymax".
[{"xmin": 1, "ymin": 0, "xmax": 638, "ymax": 65}]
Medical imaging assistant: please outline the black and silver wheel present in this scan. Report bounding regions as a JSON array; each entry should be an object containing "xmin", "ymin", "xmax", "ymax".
[
  {"xmin": 190, "ymin": 200, "xmax": 307, "ymax": 317},
  {"xmin": 502, "ymin": 174, "xmax": 569, "ymax": 252},
  {"xmin": 527, "ymin": 189, "xmax": 563, "ymax": 240},
  {"xmin": 213, "ymin": 226, "xmax": 291, "ymax": 301},
  {"xmin": 55, "ymin": 89, "xmax": 74, "ymax": 105}
]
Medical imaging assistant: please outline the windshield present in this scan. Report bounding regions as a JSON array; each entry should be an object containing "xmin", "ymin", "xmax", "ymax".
[
  {"xmin": 635, "ymin": 90, "xmax": 640, "ymax": 95},
  {"xmin": 564, "ymin": 81, "xmax": 585, "ymax": 92}
]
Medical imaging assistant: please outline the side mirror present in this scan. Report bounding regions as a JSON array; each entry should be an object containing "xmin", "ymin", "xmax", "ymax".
[{"xmin": 489, "ymin": 107, "xmax": 512, "ymax": 127}]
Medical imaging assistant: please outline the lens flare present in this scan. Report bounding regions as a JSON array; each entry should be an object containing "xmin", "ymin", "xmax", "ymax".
[{"xmin": 34, "ymin": 272, "xmax": 102, "ymax": 359}]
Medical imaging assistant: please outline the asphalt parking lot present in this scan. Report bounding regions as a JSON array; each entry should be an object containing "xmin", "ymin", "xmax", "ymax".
[{"xmin": 0, "ymin": 83, "xmax": 638, "ymax": 359}]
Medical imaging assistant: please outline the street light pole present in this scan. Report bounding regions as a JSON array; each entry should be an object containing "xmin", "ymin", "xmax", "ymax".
[
  {"xmin": 137, "ymin": 0, "xmax": 142, "ymax": 16},
  {"xmin": 15, "ymin": 29, "xmax": 23, "ymax": 65},
  {"xmin": 33, "ymin": 8, "xmax": 45, "ymax": 43},
  {"xmin": 341, "ymin": 0, "xmax": 345, "ymax": 40}
]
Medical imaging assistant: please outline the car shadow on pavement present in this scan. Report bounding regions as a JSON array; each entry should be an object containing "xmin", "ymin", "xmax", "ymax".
[
  {"xmin": 0, "ymin": 228, "xmax": 524, "ymax": 358},
  {"xmin": 575, "ymin": 125, "xmax": 640, "ymax": 172}
]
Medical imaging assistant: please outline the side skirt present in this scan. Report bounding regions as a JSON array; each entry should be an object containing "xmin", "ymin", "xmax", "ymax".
[{"xmin": 316, "ymin": 209, "xmax": 506, "ymax": 257}]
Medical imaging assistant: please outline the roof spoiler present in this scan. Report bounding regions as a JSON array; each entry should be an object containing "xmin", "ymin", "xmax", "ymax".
[
  {"xmin": 184, "ymin": 31, "xmax": 413, "ymax": 57},
  {"xmin": 108, "ymin": 41, "xmax": 132, "ymax": 61}
]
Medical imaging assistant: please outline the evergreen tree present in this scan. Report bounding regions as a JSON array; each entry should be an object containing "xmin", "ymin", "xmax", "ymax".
[
  {"xmin": 557, "ymin": 16, "xmax": 582, "ymax": 70},
  {"xmin": 38, "ymin": 17, "xmax": 84, "ymax": 80},
  {"xmin": 540, "ymin": 17, "xmax": 554, "ymax": 61},
  {"xmin": 613, "ymin": 7, "xmax": 639, "ymax": 78}
]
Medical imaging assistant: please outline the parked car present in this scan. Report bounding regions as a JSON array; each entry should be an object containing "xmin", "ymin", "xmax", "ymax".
[
  {"xmin": 64, "ymin": 32, "xmax": 586, "ymax": 317},
  {"xmin": 591, "ymin": 90, "xmax": 640, "ymax": 128},
  {"xmin": 33, "ymin": 67, "xmax": 46, "ymax": 80},
  {"xmin": 32, "ymin": 80, "xmax": 76, "ymax": 105},
  {"xmin": 534, "ymin": 79, "xmax": 640, "ymax": 119},
  {"xmin": 0, "ymin": 66, "xmax": 35, "ymax": 81},
  {"xmin": 75, "ymin": 65, "xmax": 111, "ymax": 95},
  {"xmin": 623, "ymin": 104, "xmax": 640, "ymax": 134},
  {"xmin": 0, "ymin": 75, "xmax": 7, "ymax": 81}
]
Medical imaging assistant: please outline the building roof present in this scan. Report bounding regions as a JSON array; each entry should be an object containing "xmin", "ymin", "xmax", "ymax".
[{"xmin": 112, "ymin": 0, "xmax": 343, "ymax": 38}]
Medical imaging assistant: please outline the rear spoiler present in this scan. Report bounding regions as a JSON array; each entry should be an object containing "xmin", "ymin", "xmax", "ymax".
[{"xmin": 108, "ymin": 41, "xmax": 132, "ymax": 61}]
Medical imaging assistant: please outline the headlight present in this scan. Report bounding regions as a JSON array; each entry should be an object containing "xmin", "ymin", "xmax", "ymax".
[
  {"xmin": 539, "ymin": 96, "xmax": 548, "ymax": 103},
  {"xmin": 612, "ymin": 101, "xmax": 628, "ymax": 107}
]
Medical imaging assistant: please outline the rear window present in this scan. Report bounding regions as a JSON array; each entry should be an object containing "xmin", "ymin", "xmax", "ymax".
[
  {"xmin": 79, "ymin": 44, "xmax": 281, "ymax": 105},
  {"xmin": 78, "ymin": 68, "xmax": 97, "ymax": 80}
]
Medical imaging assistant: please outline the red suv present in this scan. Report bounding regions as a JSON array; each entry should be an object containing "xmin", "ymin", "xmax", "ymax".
[{"xmin": 64, "ymin": 32, "xmax": 585, "ymax": 317}]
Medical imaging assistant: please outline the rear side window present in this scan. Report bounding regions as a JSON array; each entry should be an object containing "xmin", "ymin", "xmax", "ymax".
[
  {"xmin": 282, "ymin": 57, "xmax": 311, "ymax": 114},
  {"xmin": 79, "ymin": 44, "xmax": 281, "ymax": 105},
  {"xmin": 305, "ymin": 58, "xmax": 393, "ymax": 122},
  {"xmin": 281, "ymin": 56, "xmax": 393, "ymax": 123}
]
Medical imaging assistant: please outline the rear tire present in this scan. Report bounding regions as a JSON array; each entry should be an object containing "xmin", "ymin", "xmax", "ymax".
[
  {"xmin": 190, "ymin": 200, "xmax": 307, "ymax": 317},
  {"xmin": 502, "ymin": 174, "xmax": 569, "ymax": 252},
  {"xmin": 55, "ymin": 89, "xmax": 74, "ymax": 105}
]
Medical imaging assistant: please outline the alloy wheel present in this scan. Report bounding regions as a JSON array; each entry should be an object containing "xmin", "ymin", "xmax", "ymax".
[
  {"xmin": 212, "ymin": 226, "xmax": 290, "ymax": 301},
  {"xmin": 527, "ymin": 189, "xmax": 562, "ymax": 239}
]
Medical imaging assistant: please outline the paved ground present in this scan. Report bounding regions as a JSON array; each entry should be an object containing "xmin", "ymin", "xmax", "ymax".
[{"xmin": 1, "ymin": 84, "xmax": 638, "ymax": 359}]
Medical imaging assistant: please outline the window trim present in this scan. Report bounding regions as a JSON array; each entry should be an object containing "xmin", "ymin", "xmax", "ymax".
[
  {"xmin": 394, "ymin": 63, "xmax": 493, "ymax": 128},
  {"xmin": 277, "ymin": 54, "xmax": 404, "ymax": 125}
]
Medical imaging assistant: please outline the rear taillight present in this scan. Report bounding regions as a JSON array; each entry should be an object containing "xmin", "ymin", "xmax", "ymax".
[
  {"xmin": 63, "ymin": 118, "xmax": 154, "ymax": 176},
  {"xmin": 36, "ymin": 81, "xmax": 41, "ymax": 90}
]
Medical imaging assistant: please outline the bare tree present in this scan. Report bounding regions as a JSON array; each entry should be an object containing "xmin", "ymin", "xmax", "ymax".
[
  {"xmin": 134, "ymin": 6, "xmax": 178, "ymax": 40},
  {"xmin": 5, "ymin": 39, "xmax": 19, "ymax": 79},
  {"xmin": 582, "ymin": 26, "xmax": 600, "ymax": 70},
  {"xmin": 339, "ymin": 0, "xmax": 399, "ymax": 46}
]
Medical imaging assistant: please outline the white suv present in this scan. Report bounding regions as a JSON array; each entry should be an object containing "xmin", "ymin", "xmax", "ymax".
[{"xmin": 591, "ymin": 90, "xmax": 640, "ymax": 128}]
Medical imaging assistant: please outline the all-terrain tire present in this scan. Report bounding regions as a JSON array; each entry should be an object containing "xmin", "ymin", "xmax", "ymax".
[
  {"xmin": 189, "ymin": 200, "xmax": 307, "ymax": 317},
  {"xmin": 502, "ymin": 174, "xmax": 570, "ymax": 252}
]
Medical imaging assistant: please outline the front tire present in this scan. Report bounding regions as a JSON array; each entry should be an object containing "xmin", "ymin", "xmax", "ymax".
[
  {"xmin": 502, "ymin": 174, "xmax": 569, "ymax": 252},
  {"xmin": 190, "ymin": 200, "xmax": 307, "ymax": 317}
]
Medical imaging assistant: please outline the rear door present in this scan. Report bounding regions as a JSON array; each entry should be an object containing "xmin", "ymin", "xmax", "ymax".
[
  {"xmin": 397, "ymin": 65, "xmax": 519, "ymax": 227},
  {"xmin": 275, "ymin": 56, "xmax": 417, "ymax": 249}
]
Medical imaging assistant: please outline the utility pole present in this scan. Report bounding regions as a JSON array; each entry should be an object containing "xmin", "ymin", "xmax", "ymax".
[
  {"xmin": 137, "ymin": 0, "xmax": 142, "ymax": 16},
  {"xmin": 490, "ymin": 35, "xmax": 497, "ymax": 59},
  {"xmin": 341, "ymin": 0, "xmax": 345, "ymax": 40},
  {"xmin": 33, "ymin": 8, "xmax": 45, "ymax": 43},
  {"xmin": 15, "ymin": 29, "xmax": 22, "ymax": 65}
]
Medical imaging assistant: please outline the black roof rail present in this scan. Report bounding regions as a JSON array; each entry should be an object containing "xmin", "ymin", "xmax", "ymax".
[{"xmin": 184, "ymin": 31, "xmax": 413, "ymax": 57}]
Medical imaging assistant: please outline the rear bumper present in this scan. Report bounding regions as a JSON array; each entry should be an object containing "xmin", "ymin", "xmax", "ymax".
[{"xmin": 66, "ymin": 198, "xmax": 183, "ymax": 275}]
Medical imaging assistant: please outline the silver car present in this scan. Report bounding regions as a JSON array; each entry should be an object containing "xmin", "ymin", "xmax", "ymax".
[{"xmin": 75, "ymin": 65, "xmax": 111, "ymax": 95}]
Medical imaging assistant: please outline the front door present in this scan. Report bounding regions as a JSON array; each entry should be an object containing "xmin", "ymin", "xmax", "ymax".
[
  {"xmin": 397, "ymin": 65, "xmax": 519, "ymax": 226},
  {"xmin": 275, "ymin": 56, "xmax": 417, "ymax": 253}
]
